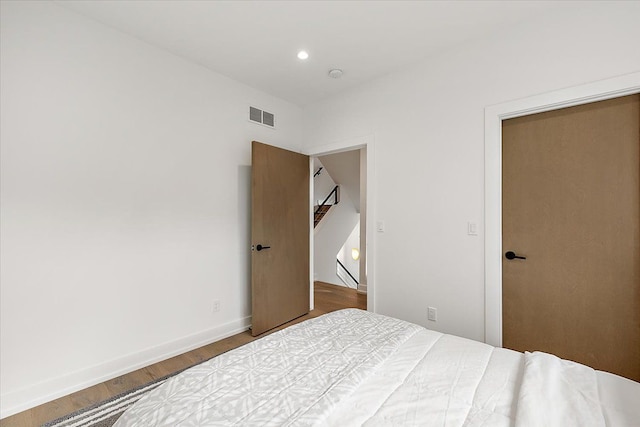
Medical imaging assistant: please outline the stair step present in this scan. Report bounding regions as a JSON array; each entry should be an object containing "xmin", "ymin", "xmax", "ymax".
[{"xmin": 314, "ymin": 205, "xmax": 332, "ymax": 228}]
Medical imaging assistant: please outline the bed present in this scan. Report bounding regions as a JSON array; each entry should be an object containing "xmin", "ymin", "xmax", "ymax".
[{"xmin": 114, "ymin": 309, "xmax": 640, "ymax": 426}]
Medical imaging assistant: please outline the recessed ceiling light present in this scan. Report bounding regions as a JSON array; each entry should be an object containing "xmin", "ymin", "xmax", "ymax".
[{"xmin": 297, "ymin": 50, "xmax": 309, "ymax": 60}]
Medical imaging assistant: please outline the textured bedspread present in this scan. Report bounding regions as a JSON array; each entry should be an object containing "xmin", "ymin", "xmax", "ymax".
[
  {"xmin": 115, "ymin": 309, "xmax": 640, "ymax": 426},
  {"xmin": 115, "ymin": 310, "xmax": 421, "ymax": 426}
]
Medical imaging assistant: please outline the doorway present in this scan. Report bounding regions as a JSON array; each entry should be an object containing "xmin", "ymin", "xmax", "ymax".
[
  {"xmin": 250, "ymin": 137, "xmax": 374, "ymax": 336},
  {"xmin": 251, "ymin": 141, "xmax": 310, "ymax": 336},
  {"xmin": 307, "ymin": 136, "xmax": 375, "ymax": 313},
  {"xmin": 484, "ymin": 72, "xmax": 640, "ymax": 378},
  {"xmin": 485, "ymin": 73, "xmax": 640, "ymax": 348},
  {"xmin": 313, "ymin": 150, "xmax": 363, "ymax": 289}
]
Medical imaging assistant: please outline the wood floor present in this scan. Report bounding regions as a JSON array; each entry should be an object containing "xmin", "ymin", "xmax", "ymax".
[{"xmin": 1, "ymin": 282, "xmax": 366, "ymax": 427}]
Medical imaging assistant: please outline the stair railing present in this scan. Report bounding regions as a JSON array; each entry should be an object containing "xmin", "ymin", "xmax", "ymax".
[
  {"xmin": 314, "ymin": 185, "xmax": 339, "ymax": 217},
  {"xmin": 336, "ymin": 259, "xmax": 358, "ymax": 289}
]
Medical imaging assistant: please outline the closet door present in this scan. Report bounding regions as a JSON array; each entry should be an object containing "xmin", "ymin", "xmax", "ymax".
[{"xmin": 502, "ymin": 94, "xmax": 640, "ymax": 381}]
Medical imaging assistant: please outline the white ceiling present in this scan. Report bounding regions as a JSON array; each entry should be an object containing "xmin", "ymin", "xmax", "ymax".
[{"xmin": 58, "ymin": 1, "xmax": 583, "ymax": 107}]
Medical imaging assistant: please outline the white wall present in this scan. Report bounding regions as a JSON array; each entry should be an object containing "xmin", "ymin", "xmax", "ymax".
[
  {"xmin": 318, "ymin": 150, "xmax": 360, "ymax": 212},
  {"xmin": 302, "ymin": 3, "xmax": 640, "ymax": 341},
  {"xmin": 0, "ymin": 1, "xmax": 303, "ymax": 417},
  {"xmin": 312, "ymin": 158, "xmax": 335, "ymax": 206},
  {"xmin": 337, "ymin": 223, "xmax": 360, "ymax": 283},
  {"xmin": 314, "ymin": 189, "xmax": 359, "ymax": 286}
]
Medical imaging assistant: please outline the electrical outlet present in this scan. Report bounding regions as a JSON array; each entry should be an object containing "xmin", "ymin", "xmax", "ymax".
[
  {"xmin": 428, "ymin": 306, "xmax": 437, "ymax": 321},
  {"xmin": 212, "ymin": 300, "xmax": 220, "ymax": 313}
]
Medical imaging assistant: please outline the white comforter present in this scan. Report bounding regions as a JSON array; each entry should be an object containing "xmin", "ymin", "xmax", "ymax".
[
  {"xmin": 515, "ymin": 351, "xmax": 605, "ymax": 427},
  {"xmin": 115, "ymin": 309, "xmax": 640, "ymax": 426}
]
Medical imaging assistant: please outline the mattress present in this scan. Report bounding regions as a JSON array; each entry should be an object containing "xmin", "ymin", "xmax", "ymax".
[{"xmin": 114, "ymin": 309, "xmax": 640, "ymax": 426}]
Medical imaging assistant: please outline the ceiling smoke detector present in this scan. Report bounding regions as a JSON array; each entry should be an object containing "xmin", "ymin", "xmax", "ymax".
[{"xmin": 328, "ymin": 69, "xmax": 343, "ymax": 79}]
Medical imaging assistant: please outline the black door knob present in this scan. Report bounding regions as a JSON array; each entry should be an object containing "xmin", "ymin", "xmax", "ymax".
[
  {"xmin": 256, "ymin": 244, "xmax": 271, "ymax": 251},
  {"xmin": 505, "ymin": 251, "xmax": 526, "ymax": 260}
]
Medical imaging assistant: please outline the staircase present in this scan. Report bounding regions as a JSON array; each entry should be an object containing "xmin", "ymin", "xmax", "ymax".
[
  {"xmin": 314, "ymin": 185, "xmax": 340, "ymax": 228},
  {"xmin": 314, "ymin": 204, "xmax": 332, "ymax": 227}
]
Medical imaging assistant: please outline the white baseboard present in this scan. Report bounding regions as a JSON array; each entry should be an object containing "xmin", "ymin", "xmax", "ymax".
[{"xmin": 0, "ymin": 316, "xmax": 252, "ymax": 419}]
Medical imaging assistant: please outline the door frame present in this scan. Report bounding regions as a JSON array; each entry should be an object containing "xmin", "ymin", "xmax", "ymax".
[
  {"xmin": 484, "ymin": 72, "xmax": 640, "ymax": 347},
  {"xmin": 306, "ymin": 135, "xmax": 376, "ymax": 313}
]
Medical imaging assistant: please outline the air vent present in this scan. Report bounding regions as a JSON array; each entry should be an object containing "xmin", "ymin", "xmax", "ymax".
[
  {"xmin": 249, "ymin": 106, "xmax": 275, "ymax": 128},
  {"xmin": 262, "ymin": 111, "xmax": 274, "ymax": 127}
]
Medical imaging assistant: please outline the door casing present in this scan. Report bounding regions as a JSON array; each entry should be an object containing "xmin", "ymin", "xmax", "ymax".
[
  {"xmin": 484, "ymin": 72, "xmax": 640, "ymax": 347},
  {"xmin": 306, "ymin": 135, "xmax": 376, "ymax": 313}
]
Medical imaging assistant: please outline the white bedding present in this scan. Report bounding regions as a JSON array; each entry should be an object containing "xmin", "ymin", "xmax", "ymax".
[
  {"xmin": 515, "ymin": 351, "xmax": 605, "ymax": 427},
  {"xmin": 115, "ymin": 309, "xmax": 640, "ymax": 426}
]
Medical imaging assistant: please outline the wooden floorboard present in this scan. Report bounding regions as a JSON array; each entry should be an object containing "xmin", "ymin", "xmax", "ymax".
[{"xmin": 1, "ymin": 282, "xmax": 365, "ymax": 426}]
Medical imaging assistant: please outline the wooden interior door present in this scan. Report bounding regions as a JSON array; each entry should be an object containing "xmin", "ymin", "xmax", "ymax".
[
  {"xmin": 251, "ymin": 141, "xmax": 310, "ymax": 336},
  {"xmin": 502, "ymin": 94, "xmax": 640, "ymax": 381}
]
